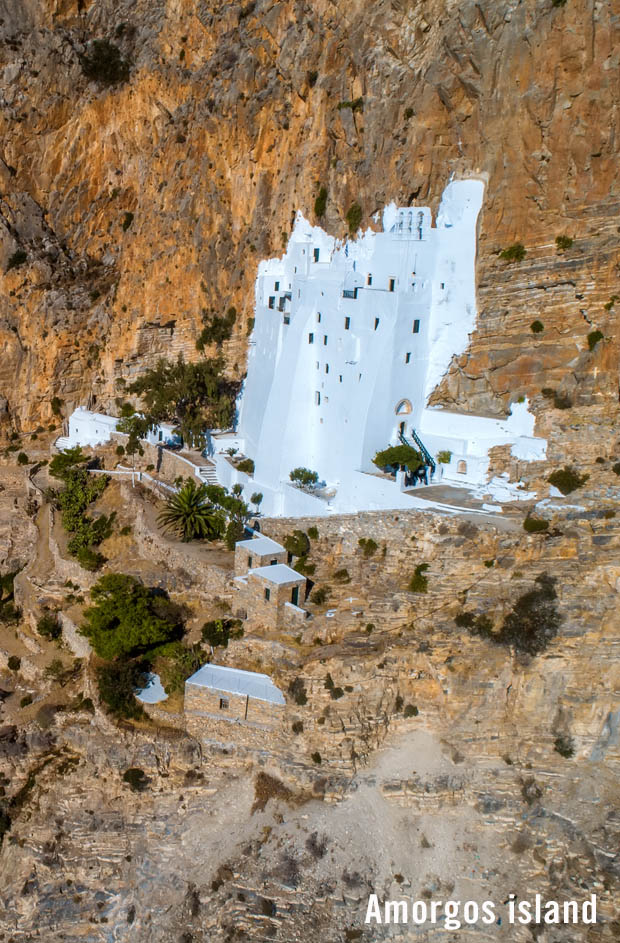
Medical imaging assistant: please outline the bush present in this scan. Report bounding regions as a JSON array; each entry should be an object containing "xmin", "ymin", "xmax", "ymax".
[
  {"xmin": 555, "ymin": 235, "xmax": 573, "ymax": 250},
  {"xmin": 201, "ymin": 618, "xmax": 243, "ymax": 648},
  {"xmin": 17, "ymin": 452, "xmax": 29, "ymax": 465},
  {"xmin": 554, "ymin": 734, "xmax": 574, "ymax": 758},
  {"xmin": 7, "ymin": 249, "xmax": 27, "ymax": 271},
  {"xmin": 307, "ymin": 70, "xmax": 318, "ymax": 87},
  {"xmin": 20, "ymin": 695, "xmax": 33, "ymax": 708},
  {"xmin": 409, "ymin": 563, "xmax": 429, "ymax": 593},
  {"xmin": 7, "ymin": 655, "xmax": 21, "ymax": 671},
  {"xmin": 36, "ymin": 612, "xmax": 61, "ymax": 641},
  {"xmin": 76, "ymin": 546, "xmax": 106, "ymax": 571},
  {"xmin": 332, "ymin": 568, "xmax": 350, "ymax": 583},
  {"xmin": 404, "ymin": 106, "xmax": 414, "ymax": 119},
  {"xmin": 311, "ymin": 752, "xmax": 322, "ymax": 764},
  {"xmin": 358, "ymin": 537, "xmax": 378, "ymax": 558},
  {"xmin": 436, "ymin": 450, "xmax": 452, "ymax": 464},
  {"xmin": 289, "ymin": 467, "xmax": 319, "ymax": 489},
  {"xmin": 307, "ymin": 525, "xmax": 319, "ymax": 540},
  {"xmin": 288, "ymin": 677, "xmax": 307, "ymax": 706},
  {"xmin": 314, "ymin": 186, "xmax": 328, "ymax": 218},
  {"xmin": 499, "ymin": 243, "xmax": 526, "ymax": 262},
  {"xmin": 96, "ymin": 660, "xmax": 148, "ymax": 719},
  {"xmin": 236, "ymin": 458, "xmax": 255, "ymax": 474},
  {"xmin": 115, "ymin": 445, "xmax": 125, "ymax": 456},
  {"xmin": 345, "ymin": 202, "xmax": 362, "ymax": 235},
  {"xmin": 337, "ymin": 98, "xmax": 363, "ymax": 113},
  {"xmin": 523, "ymin": 517, "xmax": 549, "ymax": 533},
  {"xmin": 403, "ymin": 704, "xmax": 418, "ymax": 718},
  {"xmin": 311, "ymin": 587, "xmax": 330, "ymax": 605},
  {"xmin": 81, "ymin": 39, "xmax": 130, "ymax": 85},
  {"xmin": 373, "ymin": 444, "xmax": 422, "ymax": 472},
  {"xmin": 284, "ymin": 529, "xmax": 310, "ymax": 557},
  {"xmin": 530, "ymin": 320, "xmax": 544, "ymax": 333},
  {"xmin": 603, "ymin": 294, "xmax": 619, "ymax": 311},
  {"xmin": 196, "ymin": 307, "xmax": 236, "ymax": 350},
  {"xmin": 123, "ymin": 768, "xmax": 149, "ymax": 791},
  {"xmin": 613, "ymin": 462, "xmax": 620, "ymax": 476},
  {"xmin": 547, "ymin": 466, "xmax": 589, "ymax": 495},
  {"xmin": 587, "ymin": 329, "xmax": 604, "ymax": 351},
  {"xmin": 81, "ymin": 573, "xmax": 184, "ymax": 659},
  {"xmin": 225, "ymin": 519, "xmax": 245, "ymax": 551},
  {"xmin": 292, "ymin": 720, "xmax": 303, "ymax": 734},
  {"xmin": 498, "ymin": 573, "xmax": 560, "ymax": 655}
]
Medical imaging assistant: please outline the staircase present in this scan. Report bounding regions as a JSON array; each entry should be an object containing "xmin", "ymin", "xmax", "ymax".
[
  {"xmin": 197, "ymin": 463, "xmax": 219, "ymax": 485},
  {"xmin": 399, "ymin": 429, "xmax": 436, "ymax": 477},
  {"xmin": 54, "ymin": 436, "xmax": 72, "ymax": 451}
]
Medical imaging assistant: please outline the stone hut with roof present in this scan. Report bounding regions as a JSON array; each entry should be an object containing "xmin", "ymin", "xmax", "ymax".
[{"xmin": 233, "ymin": 535, "xmax": 309, "ymax": 632}]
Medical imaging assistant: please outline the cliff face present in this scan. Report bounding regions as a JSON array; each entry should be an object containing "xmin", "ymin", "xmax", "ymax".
[{"xmin": 0, "ymin": 0, "xmax": 617, "ymax": 434}]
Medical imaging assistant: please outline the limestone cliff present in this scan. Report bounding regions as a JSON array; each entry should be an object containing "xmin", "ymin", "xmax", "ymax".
[{"xmin": 0, "ymin": 0, "xmax": 618, "ymax": 437}]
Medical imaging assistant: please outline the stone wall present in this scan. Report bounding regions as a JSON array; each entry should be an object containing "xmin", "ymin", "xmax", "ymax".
[
  {"xmin": 59, "ymin": 611, "xmax": 91, "ymax": 659},
  {"xmin": 235, "ymin": 570, "xmax": 307, "ymax": 633},
  {"xmin": 234, "ymin": 543, "xmax": 287, "ymax": 576},
  {"xmin": 185, "ymin": 682, "xmax": 283, "ymax": 730}
]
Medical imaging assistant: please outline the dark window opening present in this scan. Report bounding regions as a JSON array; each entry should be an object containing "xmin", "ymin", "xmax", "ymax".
[
  {"xmin": 440, "ymin": 282, "xmax": 445, "ymax": 289},
  {"xmin": 405, "ymin": 352, "xmax": 411, "ymax": 364},
  {"xmin": 291, "ymin": 586, "xmax": 299, "ymax": 606},
  {"xmin": 283, "ymin": 315, "xmax": 290, "ymax": 325},
  {"xmin": 219, "ymin": 697, "xmax": 229, "ymax": 710},
  {"xmin": 315, "ymin": 391, "xmax": 321, "ymax": 405},
  {"xmin": 270, "ymin": 558, "xmax": 277, "ymax": 565},
  {"xmin": 317, "ymin": 312, "xmax": 321, "ymax": 323},
  {"xmin": 313, "ymin": 247, "xmax": 320, "ymax": 262},
  {"xmin": 325, "ymin": 364, "xmax": 329, "ymax": 374},
  {"xmin": 308, "ymin": 333, "xmax": 314, "ymax": 344},
  {"xmin": 264, "ymin": 587, "xmax": 271, "ymax": 601},
  {"xmin": 399, "ymin": 421, "xmax": 405, "ymax": 435},
  {"xmin": 374, "ymin": 317, "xmax": 380, "ymax": 330},
  {"xmin": 274, "ymin": 281, "xmax": 279, "ymax": 291},
  {"xmin": 158, "ymin": 430, "xmax": 163, "ymax": 441},
  {"xmin": 248, "ymin": 555, "xmax": 253, "ymax": 568},
  {"xmin": 413, "ymin": 319, "xmax": 420, "ymax": 334},
  {"xmin": 367, "ymin": 274, "xmax": 373, "ymax": 286},
  {"xmin": 389, "ymin": 278, "xmax": 396, "ymax": 292},
  {"xmin": 268, "ymin": 296, "xmax": 275, "ymax": 309},
  {"xmin": 344, "ymin": 317, "xmax": 351, "ymax": 330},
  {"xmin": 323, "ymin": 335, "xmax": 328, "ymax": 345}
]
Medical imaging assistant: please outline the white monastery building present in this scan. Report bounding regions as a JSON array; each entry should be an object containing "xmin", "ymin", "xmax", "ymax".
[{"xmin": 214, "ymin": 178, "xmax": 546, "ymax": 516}]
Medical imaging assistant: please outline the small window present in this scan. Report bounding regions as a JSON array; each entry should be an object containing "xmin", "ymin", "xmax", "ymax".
[
  {"xmin": 339, "ymin": 375, "xmax": 343, "ymax": 383},
  {"xmin": 274, "ymin": 281, "xmax": 279, "ymax": 291},
  {"xmin": 344, "ymin": 317, "xmax": 351, "ymax": 330},
  {"xmin": 283, "ymin": 315, "xmax": 290, "ymax": 325},
  {"xmin": 308, "ymin": 333, "xmax": 314, "ymax": 344},
  {"xmin": 219, "ymin": 697, "xmax": 229, "ymax": 710},
  {"xmin": 325, "ymin": 363, "xmax": 329, "ymax": 374},
  {"xmin": 374, "ymin": 317, "xmax": 380, "ymax": 330},
  {"xmin": 268, "ymin": 296, "xmax": 275, "ymax": 309},
  {"xmin": 270, "ymin": 558, "xmax": 277, "ymax": 565},
  {"xmin": 323, "ymin": 335, "xmax": 328, "ymax": 345},
  {"xmin": 413, "ymin": 319, "xmax": 420, "ymax": 334},
  {"xmin": 158, "ymin": 430, "xmax": 163, "ymax": 441},
  {"xmin": 317, "ymin": 312, "xmax": 321, "ymax": 323},
  {"xmin": 313, "ymin": 247, "xmax": 320, "ymax": 262},
  {"xmin": 248, "ymin": 555, "xmax": 253, "ymax": 568},
  {"xmin": 264, "ymin": 587, "xmax": 271, "ymax": 601},
  {"xmin": 405, "ymin": 352, "xmax": 411, "ymax": 364},
  {"xmin": 315, "ymin": 391, "xmax": 321, "ymax": 405},
  {"xmin": 389, "ymin": 277, "xmax": 396, "ymax": 292},
  {"xmin": 367, "ymin": 274, "xmax": 373, "ymax": 286},
  {"xmin": 440, "ymin": 282, "xmax": 445, "ymax": 289}
]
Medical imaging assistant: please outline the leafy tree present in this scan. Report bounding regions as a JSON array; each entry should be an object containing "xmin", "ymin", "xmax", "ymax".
[
  {"xmin": 547, "ymin": 466, "xmax": 589, "ymax": 495},
  {"xmin": 201, "ymin": 618, "xmax": 243, "ymax": 648},
  {"xmin": 409, "ymin": 563, "xmax": 429, "ymax": 593},
  {"xmin": 314, "ymin": 186, "xmax": 328, "ymax": 218},
  {"xmin": 196, "ymin": 306, "xmax": 236, "ymax": 351},
  {"xmin": 346, "ymin": 202, "xmax": 362, "ymax": 235},
  {"xmin": 250, "ymin": 492, "xmax": 263, "ymax": 511},
  {"xmin": 499, "ymin": 242, "xmax": 526, "ymax": 262},
  {"xmin": 80, "ymin": 574, "xmax": 184, "ymax": 659},
  {"xmin": 497, "ymin": 573, "xmax": 560, "ymax": 655},
  {"xmin": 154, "ymin": 641, "xmax": 204, "ymax": 693},
  {"xmin": 225, "ymin": 519, "xmax": 245, "ymax": 550},
  {"xmin": 289, "ymin": 467, "xmax": 319, "ymax": 489},
  {"xmin": 96, "ymin": 660, "xmax": 148, "ymax": 719},
  {"xmin": 236, "ymin": 458, "xmax": 254, "ymax": 474},
  {"xmin": 81, "ymin": 39, "xmax": 130, "ymax": 85},
  {"xmin": 116, "ymin": 413, "xmax": 152, "ymax": 455},
  {"xmin": 587, "ymin": 330, "xmax": 604, "ymax": 351},
  {"xmin": 373, "ymin": 444, "xmax": 422, "ymax": 472},
  {"xmin": 284, "ymin": 530, "xmax": 310, "ymax": 558},
  {"xmin": 49, "ymin": 446, "xmax": 87, "ymax": 481},
  {"xmin": 157, "ymin": 479, "xmax": 226, "ymax": 542},
  {"xmin": 37, "ymin": 612, "xmax": 61, "ymax": 641}
]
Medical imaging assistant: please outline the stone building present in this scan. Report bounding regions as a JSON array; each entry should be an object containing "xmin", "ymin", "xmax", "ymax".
[
  {"xmin": 184, "ymin": 663, "xmax": 285, "ymax": 737},
  {"xmin": 233, "ymin": 534, "xmax": 308, "ymax": 631},
  {"xmin": 234, "ymin": 534, "xmax": 287, "ymax": 574}
]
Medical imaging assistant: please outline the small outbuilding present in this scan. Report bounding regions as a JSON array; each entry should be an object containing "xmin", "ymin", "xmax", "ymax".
[
  {"xmin": 234, "ymin": 535, "xmax": 288, "ymax": 575},
  {"xmin": 184, "ymin": 663, "xmax": 285, "ymax": 734}
]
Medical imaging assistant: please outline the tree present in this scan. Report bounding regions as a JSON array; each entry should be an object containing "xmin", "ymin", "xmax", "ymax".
[
  {"xmin": 80, "ymin": 574, "xmax": 184, "ymax": 659},
  {"xmin": 372, "ymin": 444, "xmax": 422, "ymax": 472},
  {"xmin": 96, "ymin": 660, "xmax": 148, "ymax": 719},
  {"xmin": 37, "ymin": 612, "xmax": 61, "ymax": 641},
  {"xmin": 116, "ymin": 413, "xmax": 152, "ymax": 455},
  {"xmin": 157, "ymin": 479, "xmax": 226, "ymax": 542},
  {"xmin": 289, "ymin": 467, "xmax": 319, "ymax": 489},
  {"xmin": 49, "ymin": 446, "xmax": 87, "ymax": 481},
  {"xmin": 201, "ymin": 618, "xmax": 243, "ymax": 648},
  {"xmin": 497, "ymin": 573, "xmax": 561, "ymax": 656},
  {"xmin": 251, "ymin": 492, "xmax": 263, "ymax": 512},
  {"xmin": 81, "ymin": 39, "xmax": 130, "ymax": 85}
]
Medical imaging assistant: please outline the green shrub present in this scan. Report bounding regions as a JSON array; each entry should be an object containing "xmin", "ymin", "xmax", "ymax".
[
  {"xmin": 81, "ymin": 573, "xmax": 184, "ymax": 659},
  {"xmin": 345, "ymin": 202, "xmax": 363, "ymax": 235},
  {"xmin": 292, "ymin": 720, "xmax": 304, "ymax": 734},
  {"xmin": 289, "ymin": 677, "xmax": 307, "ymax": 706},
  {"xmin": 337, "ymin": 98, "xmax": 363, "ymax": 113},
  {"xmin": 225, "ymin": 519, "xmax": 245, "ymax": 551},
  {"xmin": 17, "ymin": 452, "xmax": 29, "ymax": 465},
  {"xmin": 436, "ymin": 450, "xmax": 452, "ymax": 464},
  {"xmin": 7, "ymin": 655, "xmax": 21, "ymax": 671},
  {"xmin": 409, "ymin": 563, "xmax": 429, "ymax": 593},
  {"xmin": 289, "ymin": 467, "xmax": 319, "ymax": 489},
  {"xmin": 123, "ymin": 768, "xmax": 149, "ymax": 791},
  {"xmin": 284, "ymin": 529, "xmax": 311, "ymax": 557},
  {"xmin": 307, "ymin": 70, "xmax": 318, "ymax": 87},
  {"xmin": 311, "ymin": 587, "xmax": 330, "ymax": 605},
  {"xmin": 498, "ymin": 573, "xmax": 560, "ymax": 655},
  {"xmin": 555, "ymin": 235, "xmax": 573, "ymax": 250},
  {"xmin": 499, "ymin": 243, "xmax": 526, "ymax": 262},
  {"xmin": 236, "ymin": 458, "xmax": 255, "ymax": 474},
  {"xmin": 403, "ymin": 704, "xmax": 418, "ymax": 718},
  {"xmin": 358, "ymin": 537, "xmax": 378, "ymax": 558},
  {"xmin": 332, "ymin": 568, "xmax": 350, "ymax": 583},
  {"xmin": 373, "ymin": 444, "xmax": 422, "ymax": 472},
  {"xmin": 201, "ymin": 618, "xmax": 243, "ymax": 648},
  {"xmin": 603, "ymin": 294, "xmax": 619, "ymax": 311},
  {"xmin": 314, "ymin": 186, "xmax": 328, "ymax": 218},
  {"xmin": 530, "ymin": 320, "xmax": 544, "ymax": 333},
  {"xmin": 20, "ymin": 695, "xmax": 33, "ymax": 708},
  {"xmin": 121, "ymin": 211, "xmax": 134, "ymax": 231},
  {"xmin": 76, "ymin": 546, "xmax": 106, "ymax": 571},
  {"xmin": 547, "ymin": 466, "xmax": 589, "ymax": 495},
  {"xmin": 307, "ymin": 525, "xmax": 319, "ymax": 540},
  {"xmin": 51, "ymin": 396, "xmax": 64, "ymax": 417},
  {"xmin": 404, "ymin": 106, "xmax": 414, "ymax": 119},
  {"xmin": 196, "ymin": 306, "xmax": 236, "ymax": 350},
  {"xmin": 523, "ymin": 517, "xmax": 549, "ymax": 533},
  {"xmin": 553, "ymin": 734, "xmax": 574, "ymax": 758},
  {"xmin": 81, "ymin": 39, "xmax": 130, "ymax": 85},
  {"xmin": 587, "ymin": 329, "xmax": 604, "ymax": 351},
  {"xmin": 7, "ymin": 249, "xmax": 27, "ymax": 271},
  {"xmin": 293, "ymin": 556, "xmax": 315, "ymax": 576},
  {"xmin": 551, "ymin": 0, "xmax": 567, "ymax": 6},
  {"xmin": 96, "ymin": 660, "xmax": 148, "ymax": 719},
  {"xmin": 37, "ymin": 612, "xmax": 61, "ymax": 640},
  {"xmin": 311, "ymin": 752, "xmax": 322, "ymax": 764},
  {"xmin": 613, "ymin": 462, "xmax": 620, "ymax": 476},
  {"xmin": 115, "ymin": 445, "xmax": 125, "ymax": 456}
]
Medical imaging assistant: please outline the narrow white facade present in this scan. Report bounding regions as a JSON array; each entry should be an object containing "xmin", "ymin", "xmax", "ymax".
[
  {"xmin": 218, "ymin": 179, "xmax": 546, "ymax": 516},
  {"xmin": 56, "ymin": 408, "xmax": 178, "ymax": 450}
]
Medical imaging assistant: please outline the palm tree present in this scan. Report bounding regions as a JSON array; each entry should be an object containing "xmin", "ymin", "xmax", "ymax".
[{"xmin": 157, "ymin": 479, "xmax": 225, "ymax": 542}]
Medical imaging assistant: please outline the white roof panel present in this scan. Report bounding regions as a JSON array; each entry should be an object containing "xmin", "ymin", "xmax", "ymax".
[
  {"xmin": 236, "ymin": 535, "xmax": 285, "ymax": 555},
  {"xmin": 186, "ymin": 663, "xmax": 285, "ymax": 705},
  {"xmin": 249, "ymin": 563, "xmax": 304, "ymax": 585}
]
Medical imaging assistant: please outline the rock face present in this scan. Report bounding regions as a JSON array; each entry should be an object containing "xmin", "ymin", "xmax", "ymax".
[{"xmin": 0, "ymin": 0, "xmax": 617, "ymax": 439}]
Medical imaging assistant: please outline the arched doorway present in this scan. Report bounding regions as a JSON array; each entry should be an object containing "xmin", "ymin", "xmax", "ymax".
[
  {"xmin": 395, "ymin": 399, "xmax": 412, "ymax": 415},
  {"xmin": 457, "ymin": 460, "xmax": 467, "ymax": 475}
]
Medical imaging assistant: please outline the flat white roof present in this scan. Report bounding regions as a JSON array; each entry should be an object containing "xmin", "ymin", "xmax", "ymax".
[
  {"xmin": 249, "ymin": 563, "xmax": 304, "ymax": 585},
  {"xmin": 71, "ymin": 408, "xmax": 118, "ymax": 426},
  {"xmin": 236, "ymin": 535, "xmax": 285, "ymax": 555},
  {"xmin": 186, "ymin": 663, "xmax": 285, "ymax": 705}
]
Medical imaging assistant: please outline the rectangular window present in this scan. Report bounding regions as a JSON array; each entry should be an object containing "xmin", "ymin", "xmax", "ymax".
[
  {"xmin": 315, "ymin": 391, "xmax": 321, "ymax": 405},
  {"xmin": 308, "ymin": 333, "xmax": 314, "ymax": 344},
  {"xmin": 323, "ymin": 335, "xmax": 328, "ymax": 345},
  {"xmin": 313, "ymin": 247, "xmax": 320, "ymax": 262},
  {"xmin": 344, "ymin": 317, "xmax": 351, "ymax": 330},
  {"xmin": 283, "ymin": 315, "xmax": 290, "ymax": 325},
  {"xmin": 367, "ymin": 274, "xmax": 372, "ymax": 286},
  {"xmin": 270, "ymin": 558, "xmax": 277, "ymax": 565},
  {"xmin": 374, "ymin": 317, "xmax": 380, "ymax": 330},
  {"xmin": 413, "ymin": 319, "xmax": 420, "ymax": 334},
  {"xmin": 268, "ymin": 296, "xmax": 275, "ymax": 309},
  {"xmin": 247, "ymin": 555, "xmax": 253, "ymax": 568},
  {"xmin": 339, "ymin": 375, "xmax": 343, "ymax": 383},
  {"xmin": 389, "ymin": 278, "xmax": 395, "ymax": 292},
  {"xmin": 405, "ymin": 352, "xmax": 411, "ymax": 364},
  {"xmin": 317, "ymin": 312, "xmax": 321, "ymax": 323},
  {"xmin": 264, "ymin": 587, "xmax": 271, "ymax": 601},
  {"xmin": 440, "ymin": 282, "xmax": 445, "ymax": 289},
  {"xmin": 158, "ymin": 430, "xmax": 163, "ymax": 441},
  {"xmin": 274, "ymin": 281, "xmax": 279, "ymax": 291},
  {"xmin": 219, "ymin": 697, "xmax": 229, "ymax": 710},
  {"xmin": 325, "ymin": 363, "xmax": 329, "ymax": 374}
]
